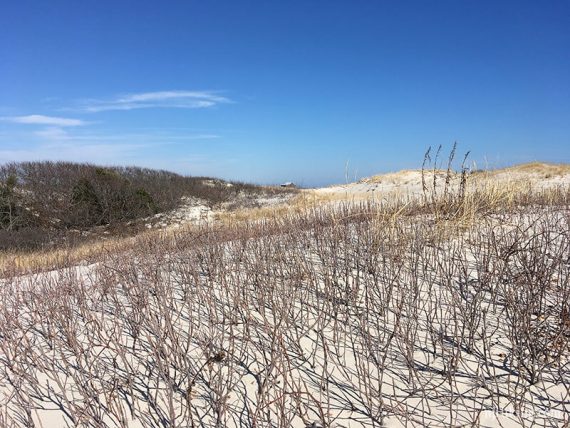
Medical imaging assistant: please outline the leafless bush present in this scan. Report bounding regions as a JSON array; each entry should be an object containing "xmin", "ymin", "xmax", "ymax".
[{"xmin": 0, "ymin": 181, "xmax": 569, "ymax": 427}]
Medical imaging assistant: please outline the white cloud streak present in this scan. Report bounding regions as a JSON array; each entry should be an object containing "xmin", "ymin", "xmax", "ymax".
[
  {"xmin": 0, "ymin": 127, "xmax": 224, "ymax": 168},
  {"xmin": 78, "ymin": 90, "xmax": 231, "ymax": 112},
  {"xmin": 1, "ymin": 114, "xmax": 87, "ymax": 127},
  {"xmin": 0, "ymin": 142, "xmax": 149, "ymax": 166},
  {"xmin": 34, "ymin": 127, "xmax": 71, "ymax": 140}
]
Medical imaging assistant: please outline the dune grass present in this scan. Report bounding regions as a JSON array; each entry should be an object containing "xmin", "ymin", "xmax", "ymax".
[{"xmin": 1, "ymin": 178, "xmax": 569, "ymax": 427}]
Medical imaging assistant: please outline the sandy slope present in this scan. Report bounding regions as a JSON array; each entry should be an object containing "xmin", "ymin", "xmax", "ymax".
[
  {"xmin": 312, "ymin": 163, "xmax": 570, "ymax": 201},
  {"xmin": 1, "ymin": 162, "xmax": 569, "ymax": 427},
  {"xmin": 2, "ymin": 206, "xmax": 569, "ymax": 427}
]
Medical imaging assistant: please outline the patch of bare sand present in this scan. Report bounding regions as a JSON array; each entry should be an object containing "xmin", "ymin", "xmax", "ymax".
[{"xmin": 311, "ymin": 162, "xmax": 570, "ymax": 202}]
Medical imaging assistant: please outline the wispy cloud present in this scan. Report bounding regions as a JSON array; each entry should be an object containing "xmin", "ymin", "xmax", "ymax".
[
  {"xmin": 0, "ymin": 139, "xmax": 231, "ymax": 175},
  {"xmin": 1, "ymin": 114, "xmax": 87, "ymax": 127},
  {"xmin": 77, "ymin": 90, "xmax": 231, "ymax": 112},
  {"xmin": 0, "ymin": 142, "xmax": 149, "ymax": 166},
  {"xmin": 34, "ymin": 127, "xmax": 72, "ymax": 140},
  {"xmin": 0, "ymin": 126, "xmax": 224, "ymax": 168}
]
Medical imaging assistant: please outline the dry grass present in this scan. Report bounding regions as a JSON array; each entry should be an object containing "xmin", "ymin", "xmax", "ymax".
[
  {"xmin": 0, "ymin": 235, "xmax": 138, "ymax": 276},
  {"xmin": 362, "ymin": 162, "xmax": 570, "ymax": 186},
  {"xmin": 500, "ymin": 162, "xmax": 570, "ymax": 176},
  {"xmin": 3, "ymin": 155, "xmax": 570, "ymax": 427},
  {"xmin": 1, "ymin": 186, "xmax": 569, "ymax": 427},
  {"xmin": 214, "ymin": 192, "xmax": 323, "ymax": 224},
  {"xmin": 362, "ymin": 168, "xmax": 447, "ymax": 184},
  {"xmin": 3, "ymin": 156, "xmax": 569, "ymax": 276},
  {"xmin": 4, "ymin": 175, "xmax": 567, "ymax": 277},
  {"xmin": 0, "ymin": 223, "xmax": 203, "ymax": 277},
  {"xmin": 470, "ymin": 162, "xmax": 570, "ymax": 183}
]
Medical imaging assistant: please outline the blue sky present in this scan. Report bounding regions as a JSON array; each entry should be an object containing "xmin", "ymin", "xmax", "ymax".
[{"xmin": 1, "ymin": 0, "xmax": 569, "ymax": 186}]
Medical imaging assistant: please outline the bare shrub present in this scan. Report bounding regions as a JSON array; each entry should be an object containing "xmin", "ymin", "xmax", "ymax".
[{"xmin": 1, "ymin": 183, "xmax": 569, "ymax": 427}]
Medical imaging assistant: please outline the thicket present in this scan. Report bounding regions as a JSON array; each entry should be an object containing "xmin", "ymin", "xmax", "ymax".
[
  {"xmin": 0, "ymin": 161, "xmax": 292, "ymax": 250},
  {"xmin": 1, "ymin": 189, "xmax": 569, "ymax": 427},
  {"xmin": 1, "ymin": 151, "xmax": 569, "ymax": 426}
]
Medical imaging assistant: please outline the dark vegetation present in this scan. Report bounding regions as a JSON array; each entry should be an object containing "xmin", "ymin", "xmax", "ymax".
[{"xmin": 0, "ymin": 161, "xmax": 294, "ymax": 250}]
